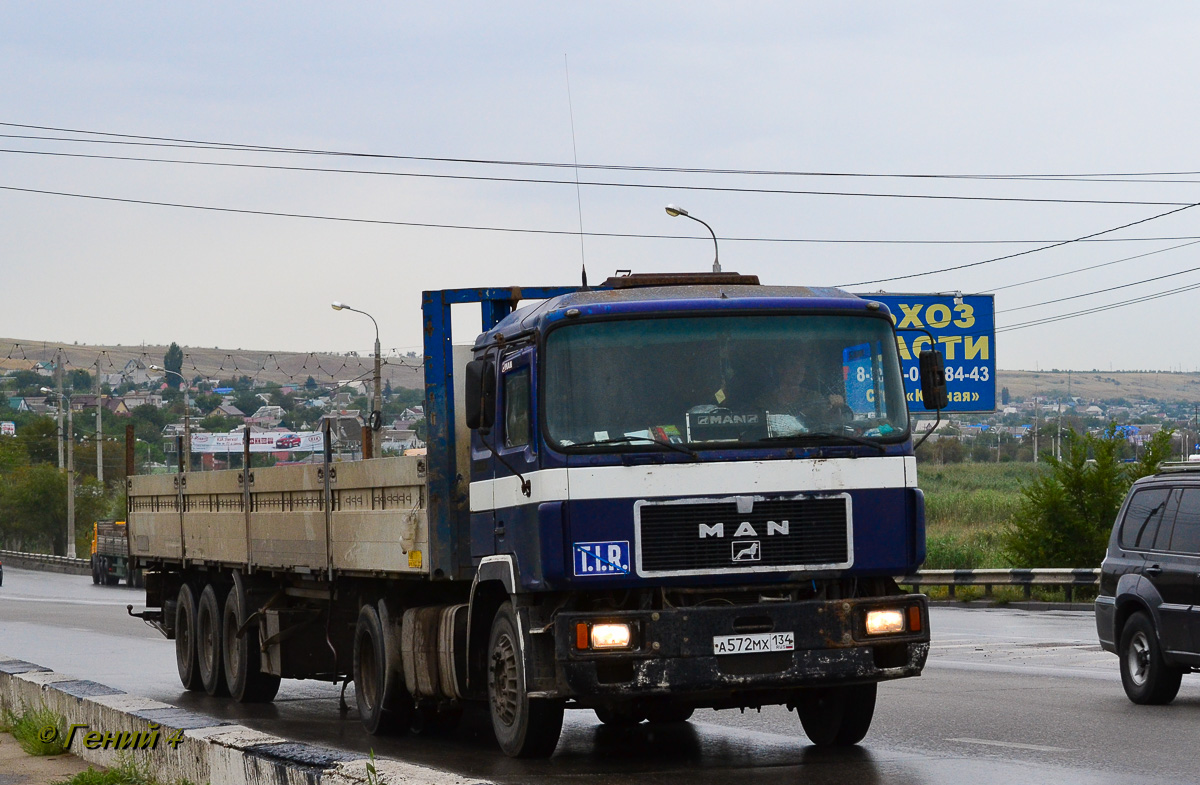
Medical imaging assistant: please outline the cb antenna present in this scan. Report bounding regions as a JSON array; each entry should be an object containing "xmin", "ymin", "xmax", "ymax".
[{"xmin": 565, "ymin": 54, "xmax": 587, "ymax": 289}]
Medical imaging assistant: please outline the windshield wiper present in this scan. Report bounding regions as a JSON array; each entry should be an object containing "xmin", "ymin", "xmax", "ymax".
[
  {"xmin": 759, "ymin": 431, "xmax": 887, "ymax": 453},
  {"xmin": 562, "ymin": 435, "xmax": 700, "ymax": 460}
]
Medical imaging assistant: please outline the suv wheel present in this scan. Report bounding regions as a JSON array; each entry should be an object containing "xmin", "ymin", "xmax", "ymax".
[{"xmin": 1119, "ymin": 612, "xmax": 1183, "ymax": 705}]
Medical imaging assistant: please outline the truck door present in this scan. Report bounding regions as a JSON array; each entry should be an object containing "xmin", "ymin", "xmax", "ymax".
[
  {"xmin": 469, "ymin": 359, "xmax": 499, "ymax": 562},
  {"xmin": 494, "ymin": 350, "xmax": 537, "ymax": 555}
]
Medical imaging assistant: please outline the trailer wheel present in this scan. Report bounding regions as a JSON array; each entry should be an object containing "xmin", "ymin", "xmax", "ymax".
[
  {"xmin": 353, "ymin": 604, "xmax": 409, "ymax": 735},
  {"xmin": 175, "ymin": 584, "xmax": 203, "ymax": 691},
  {"xmin": 796, "ymin": 683, "xmax": 876, "ymax": 747},
  {"xmin": 197, "ymin": 583, "xmax": 230, "ymax": 697},
  {"xmin": 222, "ymin": 578, "xmax": 280, "ymax": 703},
  {"xmin": 487, "ymin": 602, "xmax": 563, "ymax": 758}
]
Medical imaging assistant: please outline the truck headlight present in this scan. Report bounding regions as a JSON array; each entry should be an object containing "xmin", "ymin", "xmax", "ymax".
[
  {"xmin": 590, "ymin": 623, "xmax": 632, "ymax": 649},
  {"xmin": 865, "ymin": 609, "xmax": 906, "ymax": 635}
]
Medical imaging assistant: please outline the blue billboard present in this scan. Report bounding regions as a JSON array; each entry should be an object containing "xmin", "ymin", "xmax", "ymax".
[{"xmin": 859, "ymin": 293, "xmax": 996, "ymax": 413}]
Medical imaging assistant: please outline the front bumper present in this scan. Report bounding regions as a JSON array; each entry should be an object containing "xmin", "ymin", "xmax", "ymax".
[{"xmin": 549, "ymin": 594, "xmax": 929, "ymax": 706}]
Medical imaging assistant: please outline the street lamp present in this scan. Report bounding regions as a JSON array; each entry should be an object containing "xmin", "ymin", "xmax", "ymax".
[
  {"xmin": 665, "ymin": 204, "xmax": 721, "ymax": 273},
  {"xmin": 150, "ymin": 366, "xmax": 191, "ymax": 472},
  {"xmin": 40, "ymin": 387, "xmax": 76, "ymax": 558},
  {"xmin": 331, "ymin": 301, "xmax": 383, "ymax": 459}
]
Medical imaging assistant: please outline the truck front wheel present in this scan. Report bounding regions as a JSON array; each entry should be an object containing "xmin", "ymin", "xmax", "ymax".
[
  {"xmin": 175, "ymin": 584, "xmax": 203, "ymax": 691},
  {"xmin": 196, "ymin": 583, "xmax": 230, "ymax": 697},
  {"xmin": 487, "ymin": 602, "xmax": 563, "ymax": 758},
  {"xmin": 796, "ymin": 683, "xmax": 876, "ymax": 747}
]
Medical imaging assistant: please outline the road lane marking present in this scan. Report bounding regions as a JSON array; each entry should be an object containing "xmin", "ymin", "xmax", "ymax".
[{"xmin": 948, "ymin": 737, "xmax": 1073, "ymax": 752}]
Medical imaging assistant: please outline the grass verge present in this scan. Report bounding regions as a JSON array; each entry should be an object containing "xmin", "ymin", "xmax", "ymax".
[{"xmin": 1, "ymin": 703, "xmax": 67, "ymax": 756}]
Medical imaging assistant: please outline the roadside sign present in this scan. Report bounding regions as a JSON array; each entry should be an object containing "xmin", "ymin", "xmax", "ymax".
[
  {"xmin": 1, "ymin": 421, "xmax": 14, "ymax": 436},
  {"xmin": 861, "ymin": 293, "xmax": 996, "ymax": 413}
]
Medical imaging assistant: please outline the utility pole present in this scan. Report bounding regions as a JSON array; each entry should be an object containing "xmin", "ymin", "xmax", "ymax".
[
  {"xmin": 66, "ymin": 403, "xmax": 75, "ymax": 558},
  {"xmin": 1033, "ymin": 397, "xmax": 1039, "ymax": 464},
  {"xmin": 55, "ymin": 349, "xmax": 64, "ymax": 469},
  {"xmin": 95, "ymin": 356, "xmax": 103, "ymax": 484}
]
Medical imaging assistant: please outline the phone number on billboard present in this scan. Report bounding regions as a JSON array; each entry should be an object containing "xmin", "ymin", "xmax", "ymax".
[{"xmin": 904, "ymin": 365, "xmax": 990, "ymax": 383}]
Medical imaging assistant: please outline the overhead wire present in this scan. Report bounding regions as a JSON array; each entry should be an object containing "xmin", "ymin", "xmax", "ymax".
[
  {"xmin": 9, "ymin": 120, "xmax": 1200, "ymax": 183},
  {"xmin": 839, "ymin": 201, "xmax": 1200, "ymax": 288},
  {"xmin": 0, "ymin": 147, "xmax": 1188, "ymax": 206}
]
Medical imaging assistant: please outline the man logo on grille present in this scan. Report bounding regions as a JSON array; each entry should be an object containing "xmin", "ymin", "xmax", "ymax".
[{"xmin": 732, "ymin": 540, "xmax": 761, "ymax": 562}]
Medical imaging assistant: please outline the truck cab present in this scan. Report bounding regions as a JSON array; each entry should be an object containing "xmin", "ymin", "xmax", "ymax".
[{"xmin": 454, "ymin": 273, "xmax": 934, "ymax": 750}]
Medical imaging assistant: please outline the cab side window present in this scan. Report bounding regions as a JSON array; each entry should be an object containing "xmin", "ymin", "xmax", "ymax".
[
  {"xmin": 1169, "ymin": 489, "xmax": 1200, "ymax": 555},
  {"xmin": 1119, "ymin": 488, "xmax": 1170, "ymax": 550},
  {"xmin": 504, "ymin": 367, "xmax": 531, "ymax": 449}
]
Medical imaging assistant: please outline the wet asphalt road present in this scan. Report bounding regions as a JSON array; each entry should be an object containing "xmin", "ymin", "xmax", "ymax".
[{"xmin": 3, "ymin": 565, "xmax": 1199, "ymax": 784}]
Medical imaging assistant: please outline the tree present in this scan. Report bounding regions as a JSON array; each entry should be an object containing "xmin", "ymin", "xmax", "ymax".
[
  {"xmin": 164, "ymin": 343, "xmax": 184, "ymax": 388},
  {"xmin": 1001, "ymin": 386, "xmax": 1010, "ymax": 406},
  {"xmin": 1007, "ymin": 424, "xmax": 1174, "ymax": 568},
  {"xmin": 68, "ymin": 368, "xmax": 92, "ymax": 392}
]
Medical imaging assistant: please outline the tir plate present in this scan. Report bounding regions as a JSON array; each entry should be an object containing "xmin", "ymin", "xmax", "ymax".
[{"xmin": 713, "ymin": 631, "xmax": 795, "ymax": 655}]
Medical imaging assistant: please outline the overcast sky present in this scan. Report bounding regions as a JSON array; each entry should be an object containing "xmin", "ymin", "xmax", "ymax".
[{"xmin": 4, "ymin": 3, "xmax": 1200, "ymax": 372}]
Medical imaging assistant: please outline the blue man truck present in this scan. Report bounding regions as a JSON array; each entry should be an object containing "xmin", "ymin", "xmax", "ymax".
[{"xmin": 124, "ymin": 271, "xmax": 945, "ymax": 757}]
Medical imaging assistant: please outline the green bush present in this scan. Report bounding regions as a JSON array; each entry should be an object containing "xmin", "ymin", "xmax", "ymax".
[{"xmin": 1005, "ymin": 424, "xmax": 1174, "ymax": 568}]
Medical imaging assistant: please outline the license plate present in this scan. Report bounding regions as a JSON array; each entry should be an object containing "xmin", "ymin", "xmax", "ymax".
[{"xmin": 712, "ymin": 631, "xmax": 795, "ymax": 655}]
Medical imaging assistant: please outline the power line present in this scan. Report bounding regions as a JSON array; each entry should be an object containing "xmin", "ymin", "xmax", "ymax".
[
  {"xmin": 9, "ymin": 120, "xmax": 1200, "ymax": 183},
  {"xmin": 840, "ymin": 201, "xmax": 1200, "ymax": 288},
  {"xmin": 997, "ymin": 265, "xmax": 1200, "ymax": 313},
  {"xmin": 10, "ymin": 181, "xmax": 1200, "ymax": 250},
  {"xmin": 2, "ymin": 146, "xmax": 1189, "ymax": 207},
  {"xmin": 998, "ymin": 280, "xmax": 1200, "ymax": 332},
  {"xmin": 983, "ymin": 239, "xmax": 1200, "ymax": 293}
]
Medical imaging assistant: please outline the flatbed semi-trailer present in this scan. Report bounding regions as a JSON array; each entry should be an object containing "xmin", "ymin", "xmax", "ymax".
[{"xmin": 126, "ymin": 272, "xmax": 946, "ymax": 757}]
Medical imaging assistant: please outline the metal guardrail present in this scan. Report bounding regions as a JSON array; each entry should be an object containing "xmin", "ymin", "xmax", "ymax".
[
  {"xmin": 897, "ymin": 568, "xmax": 1100, "ymax": 601},
  {"xmin": 0, "ymin": 549, "xmax": 91, "ymax": 576},
  {"xmin": 0, "ymin": 549, "xmax": 1100, "ymax": 600}
]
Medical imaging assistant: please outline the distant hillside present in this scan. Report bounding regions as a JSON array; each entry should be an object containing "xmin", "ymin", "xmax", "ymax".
[
  {"xmin": 999, "ymin": 370, "xmax": 1200, "ymax": 404},
  {"xmin": 0, "ymin": 338, "xmax": 424, "ymax": 390},
  {"xmin": 7, "ymin": 337, "xmax": 1200, "ymax": 405}
]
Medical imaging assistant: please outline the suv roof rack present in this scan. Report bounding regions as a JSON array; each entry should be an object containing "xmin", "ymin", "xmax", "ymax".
[{"xmin": 1156, "ymin": 460, "xmax": 1200, "ymax": 473}]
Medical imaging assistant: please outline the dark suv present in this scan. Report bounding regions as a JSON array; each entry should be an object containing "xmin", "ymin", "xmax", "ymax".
[{"xmin": 1097, "ymin": 463, "xmax": 1200, "ymax": 704}]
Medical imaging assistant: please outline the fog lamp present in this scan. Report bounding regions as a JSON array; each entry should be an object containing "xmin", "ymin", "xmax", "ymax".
[
  {"xmin": 865, "ymin": 609, "xmax": 905, "ymax": 635},
  {"xmin": 591, "ymin": 623, "xmax": 632, "ymax": 649}
]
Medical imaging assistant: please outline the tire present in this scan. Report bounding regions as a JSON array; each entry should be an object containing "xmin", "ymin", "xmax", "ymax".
[
  {"xmin": 487, "ymin": 602, "xmax": 564, "ymax": 758},
  {"xmin": 1119, "ymin": 612, "xmax": 1183, "ymax": 705},
  {"xmin": 222, "ymin": 577, "xmax": 280, "ymax": 703},
  {"xmin": 91, "ymin": 558, "xmax": 100, "ymax": 585},
  {"xmin": 643, "ymin": 704, "xmax": 694, "ymax": 724},
  {"xmin": 197, "ymin": 583, "xmax": 230, "ymax": 696},
  {"xmin": 594, "ymin": 704, "xmax": 644, "ymax": 726},
  {"xmin": 796, "ymin": 683, "xmax": 877, "ymax": 747},
  {"xmin": 175, "ymin": 584, "xmax": 203, "ymax": 691},
  {"xmin": 353, "ymin": 604, "xmax": 409, "ymax": 735}
]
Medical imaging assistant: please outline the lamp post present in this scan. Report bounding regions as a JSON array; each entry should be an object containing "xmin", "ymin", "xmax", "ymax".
[
  {"xmin": 41, "ymin": 387, "xmax": 75, "ymax": 557},
  {"xmin": 665, "ymin": 204, "xmax": 721, "ymax": 273},
  {"xmin": 150, "ymin": 366, "xmax": 191, "ymax": 472},
  {"xmin": 331, "ymin": 301, "xmax": 383, "ymax": 459}
]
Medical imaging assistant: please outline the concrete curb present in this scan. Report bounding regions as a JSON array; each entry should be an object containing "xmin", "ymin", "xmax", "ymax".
[{"xmin": 0, "ymin": 655, "xmax": 491, "ymax": 785}]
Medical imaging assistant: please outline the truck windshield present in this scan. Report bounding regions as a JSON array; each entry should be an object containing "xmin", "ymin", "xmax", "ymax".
[{"xmin": 544, "ymin": 313, "xmax": 909, "ymax": 450}]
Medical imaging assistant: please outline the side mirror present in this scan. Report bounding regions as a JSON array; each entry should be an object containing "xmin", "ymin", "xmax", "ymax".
[
  {"xmin": 464, "ymin": 358, "xmax": 496, "ymax": 430},
  {"xmin": 918, "ymin": 349, "xmax": 948, "ymax": 410}
]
